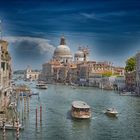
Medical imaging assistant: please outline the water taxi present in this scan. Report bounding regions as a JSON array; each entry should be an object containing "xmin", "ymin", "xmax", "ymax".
[
  {"xmin": 36, "ymin": 83, "xmax": 48, "ymax": 89},
  {"xmin": 104, "ymin": 108, "xmax": 118, "ymax": 117},
  {"xmin": 71, "ymin": 101, "xmax": 91, "ymax": 119}
]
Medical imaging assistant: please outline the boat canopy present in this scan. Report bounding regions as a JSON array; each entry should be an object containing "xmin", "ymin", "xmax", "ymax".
[{"xmin": 72, "ymin": 101, "xmax": 90, "ymax": 109}]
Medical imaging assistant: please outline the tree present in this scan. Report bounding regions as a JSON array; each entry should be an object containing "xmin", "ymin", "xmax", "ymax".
[
  {"xmin": 102, "ymin": 71, "xmax": 112, "ymax": 77},
  {"xmin": 125, "ymin": 57, "xmax": 136, "ymax": 72}
]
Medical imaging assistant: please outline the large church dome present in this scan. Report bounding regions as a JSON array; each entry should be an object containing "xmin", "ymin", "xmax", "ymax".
[
  {"xmin": 53, "ymin": 36, "xmax": 72, "ymax": 59},
  {"xmin": 54, "ymin": 45, "xmax": 72, "ymax": 57}
]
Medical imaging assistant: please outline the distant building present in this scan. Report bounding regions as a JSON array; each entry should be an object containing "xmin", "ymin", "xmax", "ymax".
[
  {"xmin": 114, "ymin": 76, "xmax": 126, "ymax": 91},
  {"xmin": 77, "ymin": 63, "xmax": 89, "ymax": 86},
  {"xmin": 89, "ymin": 61, "xmax": 113, "ymax": 75},
  {"xmin": 135, "ymin": 51, "xmax": 140, "ymax": 94},
  {"xmin": 39, "ymin": 36, "xmax": 125, "ymax": 89},
  {"xmin": 67, "ymin": 64, "xmax": 78, "ymax": 84},
  {"xmin": 113, "ymin": 67, "xmax": 125, "ymax": 76},
  {"xmin": 125, "ymin": 71, "xmax": 136, "ymax": 92},
  {"xmin": 24, "ymin": 66, "xmax": 40, "ymax": 81},
  {"xmin": 39, "ymin": 60, "xmax": 61, "ymax": 83},
  {"xmin": 77, "ymin": 61, "xmax": 115, "ymax": 87}
]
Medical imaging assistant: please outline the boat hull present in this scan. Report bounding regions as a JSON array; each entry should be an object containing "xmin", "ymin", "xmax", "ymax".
[
  {"xmin": 0, "ymin": 125, "xmax": 24, "ymax": 130},
  {"xmin": 105, "ymin": 112, "xmax": 118, "ymax": 117},
  {"xmin": 36, "ymin": 85, "xmax": 48, "ymax": 89},
  {"xmin": 36, "ymin": 87, "xmax": 47, "ymax": 89},
  {"xmin": 71, "ymin": 111, "xmax": 91, "ymax": 119}
]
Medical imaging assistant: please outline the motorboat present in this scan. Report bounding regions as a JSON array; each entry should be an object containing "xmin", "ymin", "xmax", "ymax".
[
  {"xmin": 36, "ymin": 83, "xmax": 48, "ymax": 89},
  {"xmin": 71, "ymin": 101, "xmax": 91, "ymax": 119},
  {"xmin": 71, "ymin": 85, "xmax": 76, "ymax": 89},
  {"xmin": 120, "ymin": 91, "xmax": 132, "ymax": 96},
  {"xmin": 104, "ymin": 108, "xmax": 118, "ymax": 117}
]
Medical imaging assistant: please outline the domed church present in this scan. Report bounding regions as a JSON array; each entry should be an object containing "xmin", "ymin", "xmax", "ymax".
[
  {"xmin": 53, "ymin": 36, "xmax": 73, "ymax": 63},
  {"xmin": 40, "ymin": 36, "xmax": 90, "ymax": 83}
]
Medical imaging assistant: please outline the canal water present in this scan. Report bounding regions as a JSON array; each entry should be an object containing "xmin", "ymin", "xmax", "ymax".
[{"xmin": 1, "ymin": 82, "xmax": 140, "ymax": 140}]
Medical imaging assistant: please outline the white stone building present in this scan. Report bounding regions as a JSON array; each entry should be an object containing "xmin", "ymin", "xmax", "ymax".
[{"xmin": 24, "ymin": 66, "xmax": 40, "ymax": 81}]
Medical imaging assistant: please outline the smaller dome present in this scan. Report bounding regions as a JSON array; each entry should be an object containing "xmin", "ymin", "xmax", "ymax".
[{"xmin": 75, "ymin": 50, "xmax": 84, "ymax": 58}]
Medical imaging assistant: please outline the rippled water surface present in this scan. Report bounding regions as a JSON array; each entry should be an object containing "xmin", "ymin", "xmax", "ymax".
[{"xmin": 1, "ymin": 82, "xmax": 140, "ymax": 140}]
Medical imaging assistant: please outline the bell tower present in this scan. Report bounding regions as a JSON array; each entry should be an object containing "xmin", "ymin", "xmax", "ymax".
[{"xmin": 60, "ymin": 36, "xmax": 66, "ymax": 45}]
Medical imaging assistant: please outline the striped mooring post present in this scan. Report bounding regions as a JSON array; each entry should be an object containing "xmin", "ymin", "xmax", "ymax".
[
  {"xmin": 3, "ymin": 120, "xmax": 6, "ymax": 139},
  {"xmin": 16, "ymin": 118, "xmax": 20, "ymax": 140}
]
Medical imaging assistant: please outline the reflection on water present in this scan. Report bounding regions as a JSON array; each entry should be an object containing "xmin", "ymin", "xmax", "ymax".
[
  {"xmin": 0, "ymin": 82, "xmax": 140, "ymax": 140},
  {"xmin": 71, "ymin": 118, "xmax": 91, "ymax": 130}
]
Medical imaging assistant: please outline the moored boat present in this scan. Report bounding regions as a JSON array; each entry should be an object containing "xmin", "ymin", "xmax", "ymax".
[
  {"xmin": 119, "ymin": 91, "xmax": 132, "ymax": 96},
  {"xmin": 71, "ymin": 101, "xmax": 91, "ymax": 119},
  {"xmin": 36, "ymin": 83, "xmax": 48, "ymax": 89},
  {"xmin": 0, "ymin": 121, "xmax": 24, "ymax": 130}
]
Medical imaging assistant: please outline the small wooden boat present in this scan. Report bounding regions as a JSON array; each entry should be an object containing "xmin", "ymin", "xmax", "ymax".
[{"xmin": 71, "ymin": 101, "xmax": 91, "ymax": 119}]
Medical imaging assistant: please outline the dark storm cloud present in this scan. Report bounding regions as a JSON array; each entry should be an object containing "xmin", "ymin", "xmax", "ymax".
[
  {"xmin": 12, "ymin": 40, "xmax": 42, "ymax": 60},
  {"xmin": 6, "ymin": 37, "xmax": 55, "ymax": 69}
]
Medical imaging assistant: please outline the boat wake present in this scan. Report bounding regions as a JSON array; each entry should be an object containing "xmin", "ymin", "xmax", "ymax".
[{"xmin": 91, "ymin": 116, "xmax": 97, "ymax": 120}]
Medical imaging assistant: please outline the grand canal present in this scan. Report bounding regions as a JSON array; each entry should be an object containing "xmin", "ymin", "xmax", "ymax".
[{"xmin": 1, "ymin": 82, "xmax": 140, "ymax": 140}]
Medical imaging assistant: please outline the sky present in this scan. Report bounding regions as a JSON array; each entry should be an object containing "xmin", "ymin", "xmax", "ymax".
[{"xmin": 1, "ymin": 0, "xmax": 140, "ymax": 70}]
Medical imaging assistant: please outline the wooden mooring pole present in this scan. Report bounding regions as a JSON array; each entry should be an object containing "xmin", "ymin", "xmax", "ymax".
[
  {"xmin": 27, "ymin": 97, "xmax": 30, "ymax": 113},
  {"xmin": 36, "ymin": 107, "xmax": 38, "ymax": 126},
  {"xmin": 40, "ymin": 105, "xmax": 42, "ymax": 122},
  {"xmin": 24, "ymin": 97, "xmax": 27, "ymax": 119}
]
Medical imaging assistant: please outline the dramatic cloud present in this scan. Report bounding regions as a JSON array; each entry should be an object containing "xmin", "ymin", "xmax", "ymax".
[
  {"xmin": 4, "ymin": 36, "xmax": 55, "ymax": 69},
  {"xmin": 5, "ymin": 36, "xmax": 55, "ymax": 54}
]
